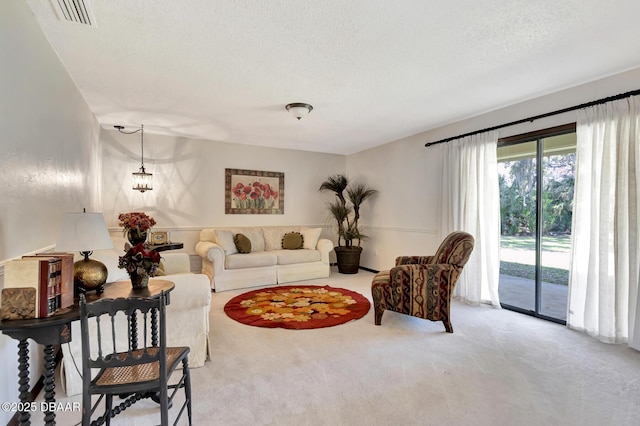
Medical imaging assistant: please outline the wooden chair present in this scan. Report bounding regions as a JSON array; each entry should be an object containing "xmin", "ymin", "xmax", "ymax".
[
  {"xmin": 79, "ymin": 292, "xmax": 192, "ymax": 425},
  {"xmin": 371, "ymin": 231, "xmax": 474, "ymax": 332}
]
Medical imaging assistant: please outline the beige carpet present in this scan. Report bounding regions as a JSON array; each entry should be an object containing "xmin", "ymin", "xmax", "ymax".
[{"xmin": 46, "ymin": 267, "xmax": 640, "ymax": 425}]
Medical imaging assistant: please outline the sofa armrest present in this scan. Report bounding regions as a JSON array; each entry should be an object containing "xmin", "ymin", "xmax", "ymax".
[
  {"xmin": 163, "ymin": 273, "xmax": 211, "ymax": 309},
  {"xmin": 195, "ymin": 241, "xmax": 215, "ymax": 259},
  {"xmin": 160, "ymin": 253, "xmax": 191, "ymax": 275},
  {"xmin": 316, "ymin": 238, "xmax": 334, "ymax": 264},
  {"xmin": 195, "ymin": 241, "xmax": 225, "ymax": 275}
]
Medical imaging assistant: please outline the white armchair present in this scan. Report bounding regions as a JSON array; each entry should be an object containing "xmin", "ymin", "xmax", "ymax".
[{"xmin": 59, "ymin": 241, "xmax": 211, "ymax": 397}]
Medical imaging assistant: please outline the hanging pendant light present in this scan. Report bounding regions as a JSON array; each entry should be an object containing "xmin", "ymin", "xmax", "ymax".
[{"xmin": 115, "ymin": 124, "xmax": 153, "ymax": 192}]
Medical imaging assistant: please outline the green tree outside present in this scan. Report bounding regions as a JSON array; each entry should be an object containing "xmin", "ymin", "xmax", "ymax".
[{"xmin": 499, "ymin": 153, "xmax": 574, "ymax": 236}]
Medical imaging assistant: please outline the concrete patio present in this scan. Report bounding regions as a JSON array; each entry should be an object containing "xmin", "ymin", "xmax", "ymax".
[{"xmin": 499, "ymin": 274, "xmax": 568, "ymax": 321}]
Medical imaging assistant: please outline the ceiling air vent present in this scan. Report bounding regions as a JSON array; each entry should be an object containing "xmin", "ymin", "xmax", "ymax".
[{"xmin": 51, "ymin": 0, "xmax": 96, "ymax": 26}]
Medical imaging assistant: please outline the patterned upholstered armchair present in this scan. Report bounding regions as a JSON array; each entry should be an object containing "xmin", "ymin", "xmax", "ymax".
[{"xmin": 371, "ymin": 231, "xmax": 474, "ymax": 332}]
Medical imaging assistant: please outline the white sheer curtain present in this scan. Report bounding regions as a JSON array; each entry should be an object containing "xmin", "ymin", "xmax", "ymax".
[
  {"xmin": 568, "ymin": 96, "xmax": 640, "ymax": 347},
  {"xmin": 441, "ymin": 131, "xmax": 501, "ymax": 306}
]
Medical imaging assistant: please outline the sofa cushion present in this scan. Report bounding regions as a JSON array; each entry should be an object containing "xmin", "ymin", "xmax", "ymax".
[
  {"xmin": 282, "ymin": 232, "xmax": 304, "ymax": 249},
  {"xmin": 242, "ymin": 228, "xmax": 265, "ymax": 252},
  {"xmin": 199, "ymin": 228, "xmax": 217, "ymax": 243},
  {"xmin": 160, "ymin": 253, "xmax": 191, "ymax": 274},
  {"xmin": 273, "ymin": 249, "xmax": 321, "ymax": 265},
  {"xmin": 214, "ymin": 230, "xmax": 238, "ymax": 256},
  {"xmin": 300, "ymin": 227, "xmax": 322, "ymax": 249},
  {"xmin": 225, "ymin": 251, "xmax": 277, "ymax": 269},
  {"xmin": 226, "ymin": 227, "xmax": 264, "ymax": 252},
  {"xmin": 234, "ymin": 233, "xmax": 252, "ymax": 253},
  {"xmin": 262, "ymin": 226, "xmax": 300, "ymax": 251},
  {"xmin": 262, "ymin": 227, "xmax": 283, "ymax": 251}
]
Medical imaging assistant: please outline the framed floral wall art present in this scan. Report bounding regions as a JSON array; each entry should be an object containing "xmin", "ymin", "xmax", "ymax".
[{"xmin": 225, "ymin": 168, "xmax": 284, "ymax": 214}]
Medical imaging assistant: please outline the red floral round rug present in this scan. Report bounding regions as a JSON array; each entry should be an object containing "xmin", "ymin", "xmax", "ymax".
[{"xmin": 224, "ymin": 285, "xmax": 371, "ymax": 329}]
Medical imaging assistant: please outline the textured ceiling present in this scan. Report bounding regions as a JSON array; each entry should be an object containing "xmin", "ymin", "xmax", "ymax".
[{"xmin": 26, "ymin": 0, "xmax": 640, "ymax": 154}]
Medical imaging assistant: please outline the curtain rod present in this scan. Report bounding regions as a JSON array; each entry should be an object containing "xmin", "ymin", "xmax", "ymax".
[{"xmin": 424, "ymin": 88, "xmax": 640, "ymax": 147}]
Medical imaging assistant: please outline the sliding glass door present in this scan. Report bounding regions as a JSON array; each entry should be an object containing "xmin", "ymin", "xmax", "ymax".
[{"xmin": 497, "ymin": 127, "xmax": 575, "ymax": 323}]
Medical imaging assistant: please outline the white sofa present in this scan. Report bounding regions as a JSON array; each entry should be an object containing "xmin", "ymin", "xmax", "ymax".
[
  {"xmin": 59, "ymin": 236, "xmax": 212, "ymax": 396},
  {"xmin": 195, "ymin": 226, "xmax": 333, "ymax": 292}
]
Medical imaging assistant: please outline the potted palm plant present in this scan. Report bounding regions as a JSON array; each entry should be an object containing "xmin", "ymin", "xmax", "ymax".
[{"xmin": 319, "ymin": 174, "xmax": 377, "ymax": 274}]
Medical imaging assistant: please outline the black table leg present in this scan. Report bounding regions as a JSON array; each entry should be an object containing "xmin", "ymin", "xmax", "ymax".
[
  {"xmin": 43, "ymin": 344, "xmax": 56, "ymax": 425},
  {"xmin": 17, "ymin": 339, "xmax": 30, "ymax": 426}
]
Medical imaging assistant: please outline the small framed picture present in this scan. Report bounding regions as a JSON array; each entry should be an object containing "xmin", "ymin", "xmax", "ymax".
[{"xmin": 150, "ymin": 231, "xmax": 168, "ymax": 245}]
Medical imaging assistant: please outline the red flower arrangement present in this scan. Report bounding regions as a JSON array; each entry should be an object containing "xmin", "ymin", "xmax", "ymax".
[
  {"xmin": 118, "ymin": 243, "xmax": 161, "ymax": 277},
  {"xmin": 232, "ymin": 181, "xmax": 279, "ymax": 209},
  {"xmin": 117, "ymin": 212, "xmax": 156, "ymax": 235}
]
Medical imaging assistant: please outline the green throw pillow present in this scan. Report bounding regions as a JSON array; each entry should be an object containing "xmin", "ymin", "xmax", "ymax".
[
  {"xmin": 234, "ymin": 233, "xmax": 252, "ymax": 253},
  {"xmin": 282, "ymin": 232, "xmax": 304, "ymax": 250}
]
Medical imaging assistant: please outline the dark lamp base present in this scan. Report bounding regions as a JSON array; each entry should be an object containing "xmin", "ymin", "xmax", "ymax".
[{"xmin": 74, "ymin": 258, "xmax": 108, "ymax": 295}]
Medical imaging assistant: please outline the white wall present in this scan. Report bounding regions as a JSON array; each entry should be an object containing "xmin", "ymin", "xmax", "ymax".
[
  {"xmin": 100, "ymin": 130, "xmax": 345, "ymax": 251},
  {"xmin": 348, "ymin": 66, "xmax": 640, "ymax": 272},
  {"xmin": 346, "ymin": 137, "xmax": 444, "ymax": 269},
  {"xmin": 0, "ymin": 2, "xmax": 101, "ymax": 423}
]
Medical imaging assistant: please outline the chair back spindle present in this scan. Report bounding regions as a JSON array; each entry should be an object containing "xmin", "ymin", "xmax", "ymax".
[{"xmin": 79, "ymin": 291, "xmax": 192, "ymax": 425}]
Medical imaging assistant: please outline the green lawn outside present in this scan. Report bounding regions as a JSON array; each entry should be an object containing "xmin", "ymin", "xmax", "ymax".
[
  {"xmin": 500, "ymin": 261, "xmax": 569, "ymax": 285},
  {"xmin": 500, "ymin": 235, "xmax": 571, "ymax": 285},
  {"xmin": 500, "ymin": 235, "xmax": 571, "ymax": 251}
]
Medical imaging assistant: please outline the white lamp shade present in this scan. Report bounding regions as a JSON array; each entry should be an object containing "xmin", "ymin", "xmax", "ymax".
[{"xmin": 56, "ymin": 212, "xmax": 114, "ymax": 252}]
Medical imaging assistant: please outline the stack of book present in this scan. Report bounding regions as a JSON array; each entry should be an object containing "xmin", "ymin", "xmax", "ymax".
[{"xmin": 1, "ymin": 253, "xmax": 75, "ymax": 320}]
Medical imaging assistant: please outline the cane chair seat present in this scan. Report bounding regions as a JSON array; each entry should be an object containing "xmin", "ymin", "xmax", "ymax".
[{"xmin": 94, "ymin": 347, "xmax": 190, "ymax": 388}]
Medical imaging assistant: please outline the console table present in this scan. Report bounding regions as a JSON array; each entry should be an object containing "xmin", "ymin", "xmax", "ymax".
[
  {"xmin": 145, "ymin": 242, "xmax": 184, "ymax": 252},
  {"xmin": 0, "ymin": 279, "xmax": 175, "ymax": 426}
]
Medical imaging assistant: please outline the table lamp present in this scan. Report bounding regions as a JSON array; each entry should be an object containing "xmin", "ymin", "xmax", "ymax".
[{"xmin": 56, "ymin": 211, "xmax": 114, "ymax": 295}]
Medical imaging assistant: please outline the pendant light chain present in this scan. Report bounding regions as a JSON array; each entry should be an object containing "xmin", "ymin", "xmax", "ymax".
[
  {"xmin": 114, "ymin": 123, "xmax": 153, "ymax": 192},
  {"xmin": 140, "ymin": 124, "xmax": 145, "ymax": 170}
]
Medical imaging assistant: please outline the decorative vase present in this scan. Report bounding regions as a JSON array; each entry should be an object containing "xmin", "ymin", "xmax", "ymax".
[
  {"xmin": 129, "ymin": 271, "xmax": 150, "ymax": 289},
  {"xmin": 127, "ymin": 229, "xmax": 148, "ymax": 246}
]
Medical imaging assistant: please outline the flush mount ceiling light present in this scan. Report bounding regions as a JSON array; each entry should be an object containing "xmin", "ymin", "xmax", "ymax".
[
  {"xmin": 115, "ymin": 124, "xmax": 153, "ymax": 192},
  {"xmin": 285, "ymin": 103, "xmax": 313, "ymax": 120}
]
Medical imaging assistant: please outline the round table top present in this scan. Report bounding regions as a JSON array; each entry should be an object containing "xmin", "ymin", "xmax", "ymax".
[
  {"xmin": 0, "ymin": 279, "xmax": 174, "ymax": 331},
  {"xmin": 91, "ymin": 278, "xmax": 174, "ymax": 300}
]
